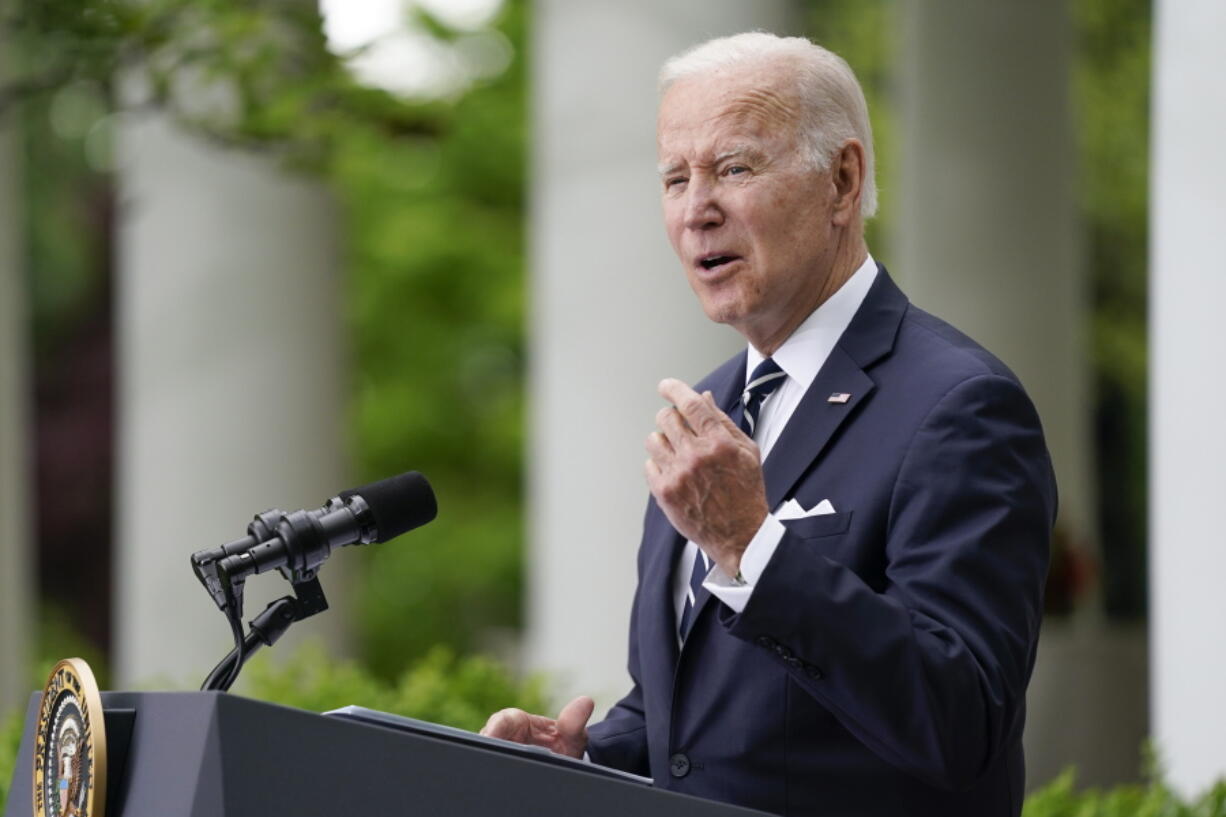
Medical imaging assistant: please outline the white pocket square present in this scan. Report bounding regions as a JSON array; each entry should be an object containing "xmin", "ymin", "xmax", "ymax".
[{"xmin": 776, "ymin": 498, "xmax": 836, "ymax": 520}]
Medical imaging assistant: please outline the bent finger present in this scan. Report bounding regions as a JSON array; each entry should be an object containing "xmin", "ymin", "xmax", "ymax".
[
  {"xmin": 645, "ymin": 430, "xmax": 674, "ymax": 462},
  {"xmin": 660, "ymin": 378, "xmax": 721, "ymax": 433},
  {"xmin": 654, "ymin": 404, "xmax": 693, "ymax": 444}
]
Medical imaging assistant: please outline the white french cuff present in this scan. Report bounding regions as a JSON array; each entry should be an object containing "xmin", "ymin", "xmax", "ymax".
[{"xmin": 702, "ymin": 514, "xmax": 787, "ymax": 613}]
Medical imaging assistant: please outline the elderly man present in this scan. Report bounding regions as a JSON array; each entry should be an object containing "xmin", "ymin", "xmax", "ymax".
[{"xmin": 483, "ymin": 32, "xmax": 1055, "ymax": 817}]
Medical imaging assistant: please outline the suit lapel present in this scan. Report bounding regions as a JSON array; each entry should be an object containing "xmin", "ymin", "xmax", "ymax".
[
  {"xmin": 685, "ymin": 266, "xmax": 908, "ymax": 628},
  {"xmin": 761, "ymin": 348, "xmax": 875, "ymax": 507},
  {"xmin": 641, "ymin": 499, "xmax": 682, "ymax": 675},
  {"xmin": 762, "ymin": 267, "xmax": 908, "ymax": 504}
]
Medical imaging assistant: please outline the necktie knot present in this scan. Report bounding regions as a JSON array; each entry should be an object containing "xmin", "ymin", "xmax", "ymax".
[{"xmin": 739, "ymin": 358, "xmax": 785, "ymax": 436}]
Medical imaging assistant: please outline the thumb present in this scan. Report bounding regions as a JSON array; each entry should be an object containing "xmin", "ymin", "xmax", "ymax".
[{"xmin": 555, "ymin": 695, "xmax": 595, "ymax": 738}]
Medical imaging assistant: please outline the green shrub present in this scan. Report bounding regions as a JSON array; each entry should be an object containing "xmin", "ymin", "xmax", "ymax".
[
  {"xmin": 239, "ymin": 642, "xmax": 548, "ymax": 733},
  {"xmin": 0, "ymin": 711, "xmax": 24, "ymax": 814},
  {"xmin": 0, "ymin": 644, "xmax": 548, "ymax": 812},
  {"xmin": 1024, "ymin": 768, "xmax": 1226, "ymax": 817}
]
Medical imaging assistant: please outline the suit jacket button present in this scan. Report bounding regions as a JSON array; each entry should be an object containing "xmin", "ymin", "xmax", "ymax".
[{"xmin": 669, "ymin": 752, "xmax": 691, "ymax": 778}]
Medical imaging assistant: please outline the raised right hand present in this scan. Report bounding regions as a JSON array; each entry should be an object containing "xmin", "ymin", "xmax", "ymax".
[{"xmin": 479, "ymin": 695, "xmax": 595, "ymax": 759}]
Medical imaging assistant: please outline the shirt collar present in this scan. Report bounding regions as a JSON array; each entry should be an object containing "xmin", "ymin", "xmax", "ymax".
[{"xmin": 746, "ymin": 254, "xmax": 879, "ymax": 390}]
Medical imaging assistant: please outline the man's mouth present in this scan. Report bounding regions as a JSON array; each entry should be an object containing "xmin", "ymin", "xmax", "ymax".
[{"xmin": 699, "ymin": 254, "xmax": 740, "ymax": 270}]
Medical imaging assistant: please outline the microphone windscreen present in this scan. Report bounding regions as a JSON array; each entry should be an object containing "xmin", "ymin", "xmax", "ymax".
[{"xmin": 343, "ymin": 471, "xmax": 437, "ymax": 542}]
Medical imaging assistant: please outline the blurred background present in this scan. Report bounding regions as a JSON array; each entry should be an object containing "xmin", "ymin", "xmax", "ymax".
[{"xmin": 2, "ymin": 0, "xmax": 1224, "ymax": 810}]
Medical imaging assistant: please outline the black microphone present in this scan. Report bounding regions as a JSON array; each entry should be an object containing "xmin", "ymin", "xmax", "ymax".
[{"xmin": 191, "ymin": 471, "xmax": 436, "ymax": 609}]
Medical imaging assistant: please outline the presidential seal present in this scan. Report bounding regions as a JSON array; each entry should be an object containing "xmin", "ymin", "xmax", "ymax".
[{"xmin": 33, "ymin": 658, "xmax": 107, "ymax": 817}]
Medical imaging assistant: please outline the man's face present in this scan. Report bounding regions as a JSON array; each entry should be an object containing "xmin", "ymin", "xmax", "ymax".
[{"xmin": 657, "ymin": 65, "xmax": 840, "ymax": 349}]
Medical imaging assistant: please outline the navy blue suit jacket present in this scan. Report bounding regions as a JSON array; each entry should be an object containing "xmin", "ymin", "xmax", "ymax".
[{"xmin": 586, "ymin": 267, "xmax": 1056, "ymax": 816}]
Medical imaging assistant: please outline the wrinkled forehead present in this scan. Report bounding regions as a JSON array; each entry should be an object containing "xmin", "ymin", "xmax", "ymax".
[{"xmin": 656, "ymin": 67, "xmax": 803, "ymax": 160}]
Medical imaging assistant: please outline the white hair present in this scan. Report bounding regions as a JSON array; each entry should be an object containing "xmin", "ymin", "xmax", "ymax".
[{"xmin": 660, "ymin": 32, "xmax": 878, "ymax": 219}]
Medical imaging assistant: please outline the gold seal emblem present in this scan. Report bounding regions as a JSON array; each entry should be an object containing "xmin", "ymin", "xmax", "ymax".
[{"xmin": 33, "ymin": 658, "xmax": 107, "ymax": 817}]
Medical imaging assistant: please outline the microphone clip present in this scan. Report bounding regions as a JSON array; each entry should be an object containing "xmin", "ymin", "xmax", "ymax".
[{"xmin": 198, "ymin": 577, "xmax": 330, "ymax": 692}]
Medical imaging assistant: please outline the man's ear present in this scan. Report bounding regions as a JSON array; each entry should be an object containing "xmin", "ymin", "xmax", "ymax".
[{"xmin": 830, "ymin": 140, "xmax": 865, "ymax": 227}]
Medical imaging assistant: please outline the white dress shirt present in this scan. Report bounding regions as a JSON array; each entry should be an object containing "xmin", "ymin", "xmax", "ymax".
[{"xmin": 672, "ymin": 255, "xmax": 879, "ymax": 631}]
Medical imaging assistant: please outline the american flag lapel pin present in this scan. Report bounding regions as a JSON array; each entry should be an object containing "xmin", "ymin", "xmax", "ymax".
[{"xmin": 827, "ymin": 392, "xmax": 852, "ymax": 404}]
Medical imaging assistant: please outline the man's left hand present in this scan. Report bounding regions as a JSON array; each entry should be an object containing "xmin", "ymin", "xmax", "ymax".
[{"xmin": 645, "ymin": 378, "xmax": 769, "ymax": 576}]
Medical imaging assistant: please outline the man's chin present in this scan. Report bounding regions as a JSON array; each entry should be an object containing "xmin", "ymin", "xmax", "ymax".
[
  {"xmin": 700, "ymin": 305, "xmax": 738, "ymax": 327},
  {"xmin": 698, "ymin": 298, "xmax": 747, "ymax": 329}
]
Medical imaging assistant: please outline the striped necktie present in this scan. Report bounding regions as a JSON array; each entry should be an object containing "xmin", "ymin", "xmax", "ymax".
[{"xmin": 678, "ymin": 357, "xmax": 786, "ymax": 640}]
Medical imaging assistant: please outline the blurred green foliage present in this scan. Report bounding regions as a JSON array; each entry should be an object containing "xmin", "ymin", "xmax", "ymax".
[
  {"xmin": 0, "ymin": 643, "xmax": 548, "ymax": 812},
  {"xmin": 3, "ymin": 0, "xmax": 528, "ymax": 678},
  {"xmin": 1024, "ymin": 769, "xmax": 1226, "ymax": 817},
  {"xmin": 1074, "ymin": 0, "xmax": 1150, "ymax": 618},
  {"xmin": 339, "ymin": 2, "xmax": 528, "ymax": 674},
  {"xmin": 806, "ymin": 0, "xmax": 895, "ymax": 254},
  {"xmin": 16, "ymin": 88, "xmax": 110, "ymax": 355},
  {"xmin": 241, "ymin": 642, "xmax": 547, "ymax": 731},
  {"xmin": 0, "ymin": 711, "xmax": 22, "ymax": 814},
  {"xmin": 34, "ymin": 604, "xmax": 112, "ymax": 690}
]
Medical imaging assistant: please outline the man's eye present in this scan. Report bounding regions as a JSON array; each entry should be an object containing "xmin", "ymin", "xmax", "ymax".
[
  {"xmin": 725, "ymin": 165, "xmax": 749, "ymax": 176},
  {"xmin": 665, "ymin": 177, "xmax": 687, "ymax": 188}
]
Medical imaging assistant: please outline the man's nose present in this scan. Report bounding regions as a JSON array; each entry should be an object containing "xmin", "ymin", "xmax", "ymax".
[{"xmin": 683, "ymin": 180, "xmax": 724, "ymax": 230}]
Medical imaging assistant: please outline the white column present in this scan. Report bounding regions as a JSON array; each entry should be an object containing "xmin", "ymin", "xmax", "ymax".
[
  {"xmin": 895, "ymin": 0, "xmax": 1135, "ymax": 789},
  {"xmin": 895, "ymin": 0, "xmax": 1091, "ymax": 548},
  {"xmin": 529, "ymin": 0, "xmax": 799, "ymax": 708},
  {"xmin": 0, "ymin": 79, "xmax": 34, "ymax": 712},
  {"xmin": 1150, "ymin": 0, "xmax": 1226, "ymax": 796},
  {"xmin": 114, "ymin": 112, "xmax": 347, "ymax": 689}
]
